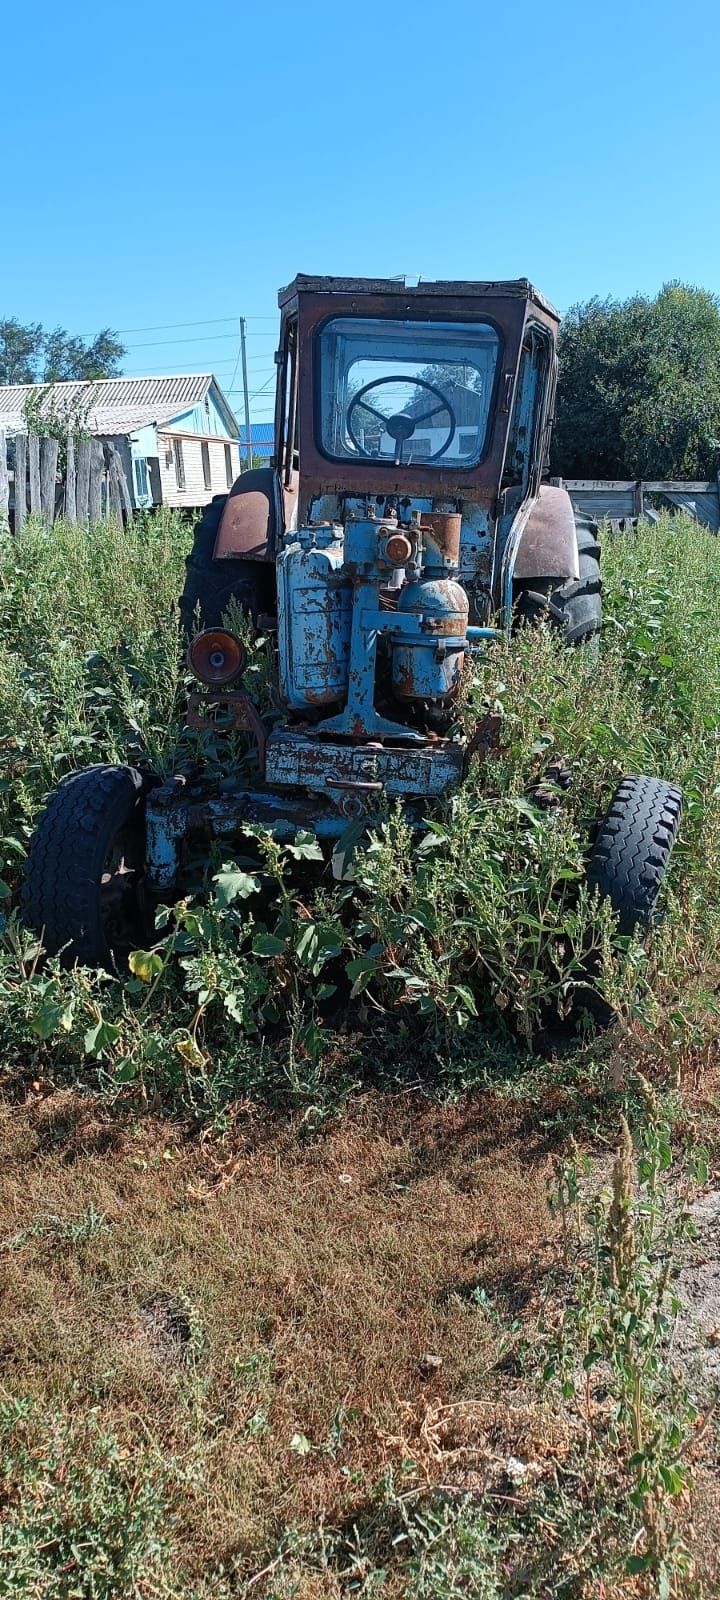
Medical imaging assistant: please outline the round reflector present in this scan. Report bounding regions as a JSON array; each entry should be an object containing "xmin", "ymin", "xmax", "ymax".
[{"xmin": 187, "ymin": 629, "xmax": 246, "ymax": 686}]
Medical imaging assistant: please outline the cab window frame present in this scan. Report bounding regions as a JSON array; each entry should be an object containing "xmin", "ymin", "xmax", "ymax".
[{"xmin": 311, "ymin": 311, "xmax": 505, "ymax": 474}]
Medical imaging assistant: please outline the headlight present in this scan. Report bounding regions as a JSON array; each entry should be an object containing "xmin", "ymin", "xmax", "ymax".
[{"xmin": 187, "ymin": 628, "xmax": 246, "ymax": 686}]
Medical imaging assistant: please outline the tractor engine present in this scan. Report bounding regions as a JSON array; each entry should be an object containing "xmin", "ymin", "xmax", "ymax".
[
  {"xmin": 258, "ymin": 507, "xmax": 481, "ymax": 812},
  {"xmin": 276, "ymin": 509, "xmax": 468, "ymax": 721}
]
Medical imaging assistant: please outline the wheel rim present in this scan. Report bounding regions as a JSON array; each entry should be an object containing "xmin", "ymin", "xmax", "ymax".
[{"xmin": 99, "ymin": 818, "xmax": 146, "ymax": 956}]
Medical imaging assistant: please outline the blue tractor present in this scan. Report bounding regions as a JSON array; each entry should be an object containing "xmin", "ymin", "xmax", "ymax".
[{"xmin": 23, "ymin": 275, "xmax": 681, "ymax": 968}]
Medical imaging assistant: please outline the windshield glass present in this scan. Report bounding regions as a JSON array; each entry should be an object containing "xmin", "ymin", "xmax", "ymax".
[{"xmin": 316, "ymin": 316, "xmax": 500, "ymax": 467}]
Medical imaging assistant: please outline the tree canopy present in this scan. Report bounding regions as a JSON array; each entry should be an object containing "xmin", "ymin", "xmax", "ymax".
[
  {"xmin": 0, "ymin": 318, "xmax": 125, "ymax": 386},
  {"xmin": 551, "ymin": 283, "xmax": 720, "ymax": 480}
]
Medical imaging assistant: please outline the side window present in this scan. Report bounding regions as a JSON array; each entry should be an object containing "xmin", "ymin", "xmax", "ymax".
[
  {"xmin": 173, "ymin": 438, "xmax": 185, "ymax": 490},
  {"xmin": 277, "ymin": 315, "xmax": 298, "ymax": 487},
  {"xmin": 504, "ymin": 326, "xmax": 552, "ymax": 494},
  {"xmin": 133, "ymin": 457, "xmax": 149, "ymax": 501},
  {"xmin": 201, "ymin": 441, "xmax": 211, "ymax": 491},
  {"xmin": 224, "ymin": 442, "xmax": 234, "ymax": 487}
]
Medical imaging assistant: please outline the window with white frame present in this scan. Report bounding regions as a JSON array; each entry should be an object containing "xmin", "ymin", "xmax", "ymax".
[
  {"xmin": 173, "ymin": 438, "xmax": 185, "ymax": 490},
  {"xmin": 133, "ymin": 457, "xmax": 149, "ymax": 500},
  {"xmin": 201, "ymin": 441, "xmax": 211, "ymax": 491}
]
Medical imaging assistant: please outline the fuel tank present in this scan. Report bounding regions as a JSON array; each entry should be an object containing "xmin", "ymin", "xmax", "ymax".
[
  {"xmin": 392, "ymin": 576, "xmax": 469, "ymax": 702},
  {"xmin": 276, "ymin": 524, "xmax": 352, "ymax": 709}
]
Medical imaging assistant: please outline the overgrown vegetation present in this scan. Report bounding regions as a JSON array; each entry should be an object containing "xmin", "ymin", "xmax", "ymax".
[
  {"xmin": 0, "ymin": 510, "xmax": 719, "ymax": 1594},
  {"xmin": 552, "ymin": 283, "xmax": 720, "ymax": 479},
  {"xmin": 2, "ymin": 510, "xmax": 720, "ymax": 1114}
]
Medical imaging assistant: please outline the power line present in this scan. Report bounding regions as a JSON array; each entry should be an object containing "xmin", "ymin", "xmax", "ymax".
[
  {"xmin": 119, "ymin": 357, "xmax": 276, "ymax": 377},
  {"xmin": 80, "ymin": 314, "xmax": 278, "ymax": 337},
  {"xmin": 228, "ymin": 373, "xmax": 276, "ymax": 402},
  {"xmin": 121, "ymin": 331, "xmax": 276, "ymax": 351}
]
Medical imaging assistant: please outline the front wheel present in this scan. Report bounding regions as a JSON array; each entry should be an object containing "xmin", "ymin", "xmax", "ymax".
[
  {"xmin": 21, "ymin": 765, "xmax": 154, "ymax": 968},
  {"xmin": 587, "ymin": 774, "xmax": 682, "ymax": 934}
]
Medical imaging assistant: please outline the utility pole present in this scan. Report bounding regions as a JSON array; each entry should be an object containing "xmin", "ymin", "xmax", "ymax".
[{"xmin": 239, "ymin": 317, "xmax": 252, "ymax": 471}]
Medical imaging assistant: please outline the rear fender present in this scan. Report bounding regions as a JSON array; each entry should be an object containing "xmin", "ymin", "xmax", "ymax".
[
  {"xmin": 214, "ymin": 468, "xmax": 299, "ymax": 562},
  {"xmin": 512, "ymin": 485, "xmax": 580, "ymax": 583}
]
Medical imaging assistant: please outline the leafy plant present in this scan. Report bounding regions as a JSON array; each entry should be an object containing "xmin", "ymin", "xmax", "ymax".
[
  {"xmin": 544, "ymin": 1093, "xmax": 710, "ymax": 1592},
  {"xmin": 0, "ymin": 1397, "xmax": 169, "ymax": 1597}
]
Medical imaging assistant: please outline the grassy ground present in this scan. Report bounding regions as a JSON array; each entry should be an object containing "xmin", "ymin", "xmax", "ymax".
[{"xmin": 0, "ymin": 511, "xmax": 719, "ymax": 1596}]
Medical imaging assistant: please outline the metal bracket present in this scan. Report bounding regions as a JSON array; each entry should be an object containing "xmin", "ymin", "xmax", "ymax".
[{"xmin": 186, "ymin": 690, "xmax": 267, "ymax": 773}]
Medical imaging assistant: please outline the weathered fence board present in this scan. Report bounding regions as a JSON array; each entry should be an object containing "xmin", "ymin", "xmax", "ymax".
[
  {"xmin": 14, "ymin": 434, "xmax": 27, "ymax": 531},
  {"xmin": 110, "ymin": 441, "xmax": 134, "ymax": 517},
  {"xmin": 75, "ymin": 436, "xmax": 91, "ymax": 526},
  {"xmin": 0, "ymin": 430, "xmax": 8, "ymax": 526},
  {"xmin": 40, "ymin": 437, "xmax": 59, "ymax": 524},
  {"xmin": 65, "ymin": 432, "xmax": 76, "ymax": 524},
  {"xmin": 88, "ymin": 440, "xmax": 104, "ymax": 524},
  {"xmin": 107, "ymin": 448, "xmax": 123, "ymax": 522},
  {"xmin": 28, "ymin": 433, "xmax": 41, "ymax": 516}
]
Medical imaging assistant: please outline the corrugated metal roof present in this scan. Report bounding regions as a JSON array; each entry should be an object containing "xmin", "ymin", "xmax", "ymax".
[
  {"xmin": 239, "ymin": 423, "xmax": 274, "ymax": 458},
  {"xmin": 239, "ymin": 424, "xmax": 274, "ymax": 443},
  {"xmin": 0, "ymin": 374, "xmax": 239, "ymax": 436}
]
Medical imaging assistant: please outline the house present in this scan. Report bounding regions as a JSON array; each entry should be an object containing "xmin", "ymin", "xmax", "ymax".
[{"xmin": 0, "ymin": 374, "xmax": 242, "ymax": 510}]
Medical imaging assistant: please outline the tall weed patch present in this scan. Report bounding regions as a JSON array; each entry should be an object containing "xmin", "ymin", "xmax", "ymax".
[{"xmin": 0, "ymin": 512, "xmax": 719, "ymax": 1108}]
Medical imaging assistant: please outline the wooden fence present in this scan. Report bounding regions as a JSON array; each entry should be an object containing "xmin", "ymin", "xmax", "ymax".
[
  {"xmin": 560, "ymin": 478, "xmax": 720, "ymax": 532},
  {"xmin": 2, "ymin": 439, "xmax": 719, "ymax": 536},
  {"xmin": 0, "ymin": 429, "xmax": 134, "ymax": 530}
]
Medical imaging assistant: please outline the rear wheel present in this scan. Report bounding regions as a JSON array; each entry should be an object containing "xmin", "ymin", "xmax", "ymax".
[
  {"xmin": 180, "ymin": 495, "xmax": 271, "ymax": 636},
  {"xmin": 587, "ymin": 774, "xmax": 682, "ymax": 934},
  {"xmin": 514, "ymin": 512, "xmax": 602, "ymax": 648},
  {"xmin": 21, "ymin": 765, "xmax": 154, "ymax": 968}
]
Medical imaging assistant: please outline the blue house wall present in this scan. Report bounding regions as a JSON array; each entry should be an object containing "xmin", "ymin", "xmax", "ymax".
[{"xmin": 129, "ymin": 384, "xmax": 240, "ymax": 507}]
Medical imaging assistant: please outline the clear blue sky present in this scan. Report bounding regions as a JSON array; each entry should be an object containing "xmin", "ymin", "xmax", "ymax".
[{"xmin": 2, "ymin": 0, "xmax": 718, "ymax": 421}]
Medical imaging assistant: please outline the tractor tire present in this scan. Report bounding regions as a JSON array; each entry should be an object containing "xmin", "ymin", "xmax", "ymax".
[
  {"xmin": 22, "ymin": 765, "xmax": 154, "ymax": 969},
  {"xmin": 180, "ymin": 495, "xmax": 271, "ymax": 637},
  {"xmin": 586, "ymin": 774, "xmax": 682, "ymax": 935},
  {"xmin": 514, "ymin": 512, "xmax": 602, "ymax": 648}
]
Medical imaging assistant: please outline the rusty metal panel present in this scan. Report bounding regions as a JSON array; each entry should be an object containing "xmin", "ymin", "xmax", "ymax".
[
  {"xmin": 264, "ymin": 728, "xmax": 464, "ymax": 799},
  {"xmin": 214, "ymin": 466, "xmax": 278, "ymax": 560},
  {"xmin": 421, "ymin": 512, "xmax": 462, "ymax": 565},
  {"xmin": 279, "ymin": 275, "xmax": 560, "ymax": 319},
  {"xmin": 513, "ymin": 486, "xmax": 580, "ymax": 580},
  {"xmin": 295, "ymin": 290, "xmax": 533, "ymax": 519}
]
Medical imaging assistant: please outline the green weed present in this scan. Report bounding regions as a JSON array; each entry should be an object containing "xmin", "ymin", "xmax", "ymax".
[
  {"xmin": 1, "ymin": 513, "xmax": 720, "ymax": 1122},
  {"xmin": 0, "ymin": 1396, "xmax": 170, "ymax": 1597}
]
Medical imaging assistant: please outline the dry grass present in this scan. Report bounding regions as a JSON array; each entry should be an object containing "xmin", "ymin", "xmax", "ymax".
[{"xmin": 0, "ymin": 1081, "xmax": 557, "ymax": 1582}]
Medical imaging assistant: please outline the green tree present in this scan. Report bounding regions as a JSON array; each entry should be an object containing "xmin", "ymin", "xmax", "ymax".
[
  {"xmin": 0, "ymin": 318, "xmax": 44, "ymax": 384},
  {"xmin": 0, "ymin": 319, "xmax": 125, "ymax": 386},
  {"xmin": 551, "ymin": 284, "xmax": 720, "ymax": 479}
]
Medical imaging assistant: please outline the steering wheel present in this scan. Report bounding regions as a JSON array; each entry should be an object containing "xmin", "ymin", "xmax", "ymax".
[{"xmin": 346, "ymin": 374, "xmax": 457, "ymax": 463}]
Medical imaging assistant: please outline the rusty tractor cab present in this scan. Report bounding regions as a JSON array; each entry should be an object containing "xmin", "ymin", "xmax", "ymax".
[{"xmin": 23, "ymin": 275, "xmax": 682, "ymax": 970}]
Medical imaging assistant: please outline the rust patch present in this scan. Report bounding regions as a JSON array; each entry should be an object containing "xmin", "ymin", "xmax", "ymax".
[
  {"xmin": 464, "ymin": 711, "xmax": 505, "ymax": 773},
  {"xmin": 421, "ymin": 512, "xmax": 462, "ymax": 564},
  {"xmin": 513, "ymin": 486, "xmax": 580, "ymax": 582},
  {"xmin": 186, "ymin": 690, "xmax": 267, "ymax": 772}
]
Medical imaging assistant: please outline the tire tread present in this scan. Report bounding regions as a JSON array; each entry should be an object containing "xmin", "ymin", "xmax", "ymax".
[
  {"xmin": 587, "ymin": 774, "xmax": 682, "ymax": 933},
  {"xmin": 21, "ymin": 765, "xmax": 147, "ymax": 966}
]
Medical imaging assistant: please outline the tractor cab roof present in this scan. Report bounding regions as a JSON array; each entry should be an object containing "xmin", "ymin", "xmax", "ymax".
[{"xmin": 279, "ymin": 274, "xmax": 560, "ymax": 322}]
